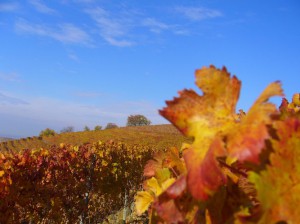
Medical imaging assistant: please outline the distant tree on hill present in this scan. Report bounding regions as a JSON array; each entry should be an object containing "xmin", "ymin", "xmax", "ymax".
[
  {"xmin": 39, "ymin": 128, "xmax": 56, "ymax": 137},
  {"xmin": 126, "ymin": 114, "xmax": 151, "ymax": 127},
  {"xmin": 84, "ymin": 126, "xmax": 90, "ymax": 131},
  {"xmin": 94, "ymin": 125, "xmax": 102, "ymax": 131},
  {"xmin": 105, "ymin": 123, "xmax": 118, "ymax": 129},
  {"xmin": 60, "ymin": 126, "xmax": 74, "ymax": 133}
]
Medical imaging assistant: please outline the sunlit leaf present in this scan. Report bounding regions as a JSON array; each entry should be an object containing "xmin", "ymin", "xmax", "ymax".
[
  {"xmin": 144, "ymin": 177, "xmax": 162, "ymax": 196},
  {"xmin": 135, "ymin": 191, "xmax": 154, "ymax": 215},
  {"xmin": 155, "ymin": 168, "xmax": 171, "ymax": 184},
  {"xmin": 160, "ymin": 65, "xmax": 283, "ymax": 200},
  {"xmin": 225, "ymin": 81, "xmax": 284, "ymax": 163},
  {"xmin": 249, "ymin": 118, "xmax": 300, "ymax": 223}
]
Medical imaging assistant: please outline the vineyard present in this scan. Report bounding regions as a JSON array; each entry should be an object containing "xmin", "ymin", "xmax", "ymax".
[
  {"xmin": 135, "ymin": 65, "xmax": 300, "ymax": 223},
  {"xmin": 1, "ymin": 65, "xmax": 299, "ymax": 223},
  {"xmin": 0, "ymin": 125, "xmax": 190, "ymax": 223},
  {"xmin": 0, "ymin": 124, "xmax": 190, "ymax": 153}
]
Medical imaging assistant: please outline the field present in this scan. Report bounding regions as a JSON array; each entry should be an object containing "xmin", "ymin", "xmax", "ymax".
[
  {"xmin": 0, "ymin": 124, "xmax": 191, "ymax": 223},
  {"xmin": 0, "ymin": 124, "xmax": 191, "ymax": 153}
]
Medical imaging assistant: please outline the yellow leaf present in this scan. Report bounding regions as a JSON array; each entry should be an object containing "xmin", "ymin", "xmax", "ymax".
[
  {"xmin": 73, "ymin": 146, "xmax": 79, "ymax": 152},
  {"xmin": 98, "ymin": 151, "xmax": 104, "ymax": 157},
  {"xmin": 0, "ymin": 170, "xmax": 4, "ymax": 177},
  {"xmin": 101, "ymin": 160, "xmax": 108, "ymax": 166},
  {"xmin": 155, "ymin": 168, "xmax": 171, "ymax": 184},
  {"xmin": 161, "ymin": 178, "xmax": 176, "ymax": 191},
  {"xmin": 41, "ymin": 149, "xmax": 49, "ymax": 156},
  {"xmin": 292, "ymin": 93, "xmax": 300, "ymax": 106},
  {"xmin": 135, "ymin": 191, "xmax": 154, "ymax": 215},
  {"xmin": 205, "ymin": 209, "xmax": 212, "ymax": 224},
  {"xmin": 145, "ymin": 177, "xmax": 162, "ymax": 196},
  {"xmin": 249, "ymin": 118, "xmax": 300, "ymax": 223}
]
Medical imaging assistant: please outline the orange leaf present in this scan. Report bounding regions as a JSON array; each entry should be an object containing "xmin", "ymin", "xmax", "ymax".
[
  {"xmin": 226, "ymin": 81, "xmax": 284, "ymax": 163},
  {"xmin": 249, "ymin": 118, "xmax": 300, "ymax": 223},
  {"xmin": 160, "ymin": 65, "xmax": 283, "ymax": 200}
]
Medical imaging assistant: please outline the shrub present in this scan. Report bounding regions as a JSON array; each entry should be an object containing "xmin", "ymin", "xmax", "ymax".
[
  {"xmin": 39, "ymin": 128, "xmax": 56, "ymax": 137},
  {"xmin": 94, "ymin": 125, "xmax": 102, "ymax": 131},
  {"xmin": 60, "ymin": 126, "xmax": 74, "ymax": 133},
  {"xmin": 126, "ymin": 115, "xmax": 151, "ymax": 126},
  {"xmin": 105, "ymin": 123, "xmax": 118, "ymax": 129},
  {"xmin": 84, "ymin": 126, "xmax": 90, "ymax": 131}
]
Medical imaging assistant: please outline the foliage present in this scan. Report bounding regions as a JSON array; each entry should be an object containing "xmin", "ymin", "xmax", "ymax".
[
  {"xmin": 84, "ymin": 125, "xmax": 90, "ymax": 131},
  {"xmin": 0, "ymin": 124, "xmax": 190, "ymax": 153},
  {"xmin": 60, "ymin": 126, "xmax": 74, "ymax": 133},
  {"xmin": 0, "ymin": 141, "xmax": 154, "ymax": 223},
  {"xmin": 94, "ymin": 125, "xmax": 102, "ymax": 131},
  {"xmin": 105, "ymin": 123, "xmax": 118, "ymax": 129},
  {"xmin": 0, "ymin": 125, "xmax": 189, "ymax": 222},
  {"xmin": 39, "ymin": 128, "xmax": 56, "ymax": 137},
  {"xmin": 135, "ymin": 65, "xmax": 300, "ymax": 223},
  {"xmin": 127, "ymin": 114, "xmax": 151, "ymax": 127}
]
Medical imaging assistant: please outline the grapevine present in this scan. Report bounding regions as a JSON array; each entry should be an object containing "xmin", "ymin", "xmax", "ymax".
[
  {"xmin": 135, "ymin": 65, "xmax": 300, "ymax": 223},
  {"xmin": 0, "ymin": 141, "xmax": 154, "ymax": 223}
]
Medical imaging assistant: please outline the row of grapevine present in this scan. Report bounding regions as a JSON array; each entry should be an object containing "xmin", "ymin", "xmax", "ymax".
[
  {"xmin": 135, "ymin": 66, "xmax": 300, "ymax": 223},
  {"xmin": 0, "ymin": 124, "xmax": 190, "ymax": 153},
  {"xmin": 0, "ymin": 140, "xmax": 156, "ymax": 223}
]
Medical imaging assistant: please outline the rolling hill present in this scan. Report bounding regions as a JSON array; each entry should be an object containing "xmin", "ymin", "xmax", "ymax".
[{"xmin": 0, "ymin": 124, "xmax": 191, "ymax": 152}]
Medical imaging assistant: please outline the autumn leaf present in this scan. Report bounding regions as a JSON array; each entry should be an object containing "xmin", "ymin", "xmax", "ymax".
[
  {"xmin": 293, "ymin": 93, "xmax": 300, "ymax": 107},
  {"xmin": 249, "ymin": 118, "xmax": 300, "ymax": 223},
  {"xmin": 135, "ymin": 176, "xmax": 176, "ymax": 215},
  {"xmin": 160, "ymin": 65, "xmax": 283, "ymax": 200},
  {"xmin": 279, "ymin": 93, "xmax": 300, "ymax": 116},
  {"xmin": 143, "ymin": 152, "xmax": 165, "ymax": 178},
  {"xmin": 135, "ymin": 191, "xmax": 154, "ymax": 215},
  {"xmin": 154, "ymin": 199, "xmax": 184, "ymax": 223},
  {"xmin": 225, "ymin": 81, "xmax": 284, "ymax": 163}
]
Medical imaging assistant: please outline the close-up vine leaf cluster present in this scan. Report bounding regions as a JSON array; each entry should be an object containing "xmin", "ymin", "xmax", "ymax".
[{"xmin": 135, "ymin": 65, "xmax": 300, "ymax": 224}]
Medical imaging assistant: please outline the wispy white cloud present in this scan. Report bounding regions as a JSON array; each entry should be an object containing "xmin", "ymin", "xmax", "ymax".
[
  {"xmin": 15, "ymin": 19, "xmax": 92, "ymax": 45},
  {"xmin": 85, "ymin": 7, "xmax": 135, "ymax": 47},
  {"xmin": 0, "ymin": 71, "xmax": 22, "ymax": 82},
  {"xmin": 104, "ymin": 37, "xmax": 133, "ymax": 47},
  {"xmin": 0, "ymin": 2, "xmax": 19, "ymax": 12},
  {"xmin": 85, "ymin": 6, "xmax": 191, "ymax": 46},
  {"xmin": 0, "ymin": 92, "xmax": 28, "ymax": 105},
  {"xmin": 142, "ymin": 18, "xmax": 170, "ymax": 33},
  {"xmin": 29, "ymin": 0, "xmax": 56, "ymax": 14},
  {"xmin": 142, "ymin": 17, "xmax": 189, "ymax": 36},
  {"xmin": 175, "ymin": 6, "xmax": 222, "ymax": 21}
]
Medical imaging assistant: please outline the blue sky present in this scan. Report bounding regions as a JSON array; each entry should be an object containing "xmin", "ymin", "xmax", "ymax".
[{"xmin": 0, "ymin": 0, "xmax": 299, "ymax": 138}]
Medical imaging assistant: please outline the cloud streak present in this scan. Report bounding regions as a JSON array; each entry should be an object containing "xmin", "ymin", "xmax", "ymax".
[
  {"xmin": 142, "ymin": 18, "xmax": 170, "ymax": 33},
  {"xmin": 85, "ymin": 7, "xmax": 134, "ymax": 47},
  {"xmin": 15, "ymin": 19, "xmax": 92, "ymax": 45},
  {"xmin": 0, "ymin": 2, "xmax": 19, "ymax": 12},
  {"xmin": 175, "ymin": 6, "xmax": 222, "ymax": 21},
  {"xmin": 29, "ymin": 0, "xmax": 56, "ymax": 14},
  {"xmin": 0, "ymin": 92, "xmax": 28, "ymax": 105}
]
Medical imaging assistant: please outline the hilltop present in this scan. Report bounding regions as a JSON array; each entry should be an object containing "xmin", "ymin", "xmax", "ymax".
[
  {"xmin": 0, "ymin": 137, "xmax": 13, "ymax": 143},
  {"xmin": 0, "ymin": 124, "xmax": 191, "ymax": 152}
]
